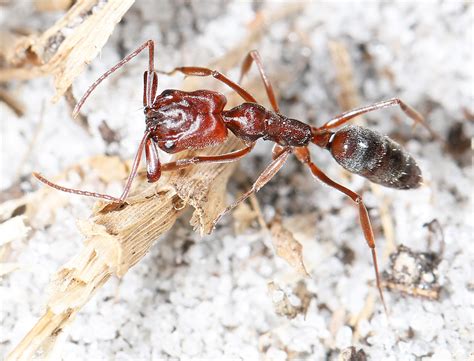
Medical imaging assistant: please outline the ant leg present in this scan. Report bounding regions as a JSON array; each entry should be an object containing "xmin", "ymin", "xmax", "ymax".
[
  {"xmin": 74, "ymin": 39, "xmax": 156, "ymax": 117},
  {"xmin": 212, "ymin": 146, "xmax": 291, "ymax": 227},
  {"xmin": 239, "ymin": 50, "xmax": 280, "ymax": 112},
  {"xmin": 272, "ymin": 144, "xmax": 285, "ymax": 160},
  {"xmin": 294, "ymin": 146, "xmax": 388, "ymax": 313},
  {"xmin": 317, "ymin": 98, "xmax": 435, "ymax": 137},
  {"xmin": 117, "ymin": 131, "xmax": 152, "ymax": 201},
  {"xmin": 145, "ymin": 137, "xmax": 161, "ymax": 182},
  {"xmin": 160, "ymin": 143, "xmax": 255, "ymax": 172},
  {"xmin": 157, "ymin": 67, "xmax": 257, "ymax": 103},
  {"xmin": 33, "ymin": 131, "xmax": 151, "ymax": 203}
]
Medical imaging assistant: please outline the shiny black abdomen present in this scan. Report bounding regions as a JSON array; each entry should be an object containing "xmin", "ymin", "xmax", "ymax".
[{"xmin": 329, "ymin": 125, "xmax": 422, "ymax": 189}]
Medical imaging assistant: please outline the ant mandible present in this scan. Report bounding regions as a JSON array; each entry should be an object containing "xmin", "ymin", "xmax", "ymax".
[{"xmin": 34, "ymin": 40, "xmax": 429, "ymax": 311}]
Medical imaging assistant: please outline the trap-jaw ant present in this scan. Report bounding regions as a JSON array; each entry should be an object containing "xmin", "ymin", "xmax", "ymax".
[{"xmin": 34, "ymin": 40, "xmax": 430, "ymax": 311}]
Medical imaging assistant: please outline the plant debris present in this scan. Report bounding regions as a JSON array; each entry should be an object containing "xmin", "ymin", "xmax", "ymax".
[
  {"xmin": 0, "ymin": 0, "xmax": 135, "ymax": 101},
  {"xmin": 269, "ymin": 213, "xmax": 309, "ymax": 277}
]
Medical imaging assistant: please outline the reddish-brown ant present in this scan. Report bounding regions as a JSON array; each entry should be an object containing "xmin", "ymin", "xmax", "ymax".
[{"xmin": 34, "ymin": 40, "xmax": 430, "ymax": 311}]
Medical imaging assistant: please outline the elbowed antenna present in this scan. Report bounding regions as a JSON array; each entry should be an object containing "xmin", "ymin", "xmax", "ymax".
[
  {"xmin": 33, "ymin": 130, "xmax": 152, "ymax": 203},
  {"xmin": 73, "ymin": 40, "xmax": 156, "ymax": 118}
]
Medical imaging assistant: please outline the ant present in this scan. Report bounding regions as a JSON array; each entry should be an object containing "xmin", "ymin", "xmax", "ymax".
[{"xmin": 34, "ymin": 40, "xmax": 430, "ymax": 311}]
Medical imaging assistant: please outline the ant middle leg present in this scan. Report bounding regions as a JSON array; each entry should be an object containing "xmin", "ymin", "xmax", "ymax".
[
  {"xmin": 316, "ymin": 98, "xmax": 436, "ymax": 138},
  {"xmin": 160, "ymin": 143, "xmax": 255, "ymax": 172},
  {"xmin": 157, "ymin": 67, "xmax": 258, "ymax": 103},
  {"xmin": 293, "ymin": 146, "xmax": 388, "ymax": 313},
  {"xmin": 212, "ymin": 146, "xmax": 292, "ymax": 227},
  {"xmin": 239, "ymin": 50, "xmax": 280, "ymax": 112}
]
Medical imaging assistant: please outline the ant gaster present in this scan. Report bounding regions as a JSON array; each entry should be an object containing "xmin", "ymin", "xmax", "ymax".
[{"xmin": 34, "ymin": 40, "xmax": 429, "ymax": 311}]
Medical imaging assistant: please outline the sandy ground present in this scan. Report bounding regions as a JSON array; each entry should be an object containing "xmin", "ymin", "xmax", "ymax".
[{"xmin": 1, "ymin": 1, "xmax": 473, "ymax": 360}]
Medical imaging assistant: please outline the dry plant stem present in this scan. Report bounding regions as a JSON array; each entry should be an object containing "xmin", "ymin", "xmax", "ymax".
[
  {"xmin": 6, "ymin": 137, "xmax": 241, "ymax": 361},
  {"xmin": 0, "ymin": 0, "xmax": 134, "ymax": 101}
]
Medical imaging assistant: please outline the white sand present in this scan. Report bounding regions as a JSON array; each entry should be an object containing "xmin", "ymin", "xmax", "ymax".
[{"xmin": 1, "ymin": 2, "xmax": 472, "ymax": 360}]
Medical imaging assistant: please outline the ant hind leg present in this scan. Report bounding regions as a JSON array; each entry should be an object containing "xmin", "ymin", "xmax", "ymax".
[
  {"xmin": 317, "ymin": 98, "xmax": 438, "ymax": 140},
  {"xmin": 294, "ymin": 146, "xmax": 388, "ymax": 314}
]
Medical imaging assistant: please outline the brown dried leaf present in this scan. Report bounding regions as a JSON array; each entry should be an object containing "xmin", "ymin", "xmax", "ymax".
[{"xmin": 270, "ymin": 214, "xmax": 309, "ymax": 277}]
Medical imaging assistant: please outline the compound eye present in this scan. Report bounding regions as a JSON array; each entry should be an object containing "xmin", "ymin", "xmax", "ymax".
[{"xmin": 160, "ymin": 89, "xmax": 176, "ymax": 97}]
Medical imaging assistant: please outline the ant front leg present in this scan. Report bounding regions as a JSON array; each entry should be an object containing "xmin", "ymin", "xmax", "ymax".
[
  {"xmin": 316, "ymin": 98, "xmax": 437, "ymax": 138},
  {"xmin": 34, "ymin": 41, "xmax": 160, "ymax": 202},
  {"xmin": 239, "ymin": 50, "xmax": 280, "ymax": 112},
  {"xmin": 145, "ymin": 137, "xmax": 161, "ymax": 182},
  {"xmin": 294, "ymin": 146, "xmax": 388, "ymax": 313}
]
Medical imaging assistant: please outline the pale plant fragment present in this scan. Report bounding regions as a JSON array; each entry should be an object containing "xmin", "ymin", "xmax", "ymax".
[
  {"xmin": 0, "ymin": 216, "xmax": 30, "ymax": 277},
  {"xmin": 329, "ymin": 307, "xmax": 347, "ymax": 348},
  {"xmin": 87, "ymin": 155, "xmax": 129, "ymax": 184},
  {"xmin": 0, "ymin": 216, "xmax": 30, "ymax": 247},
  {"xmin": 0, "ymin": 263, "xmax": 21, "ymax": 277},
  {"xmin": 0, "ymin": 0, "xmax": 135, "ymax": 101},
  {"xmin": 232, "ymin": 202, "xmax": 259, "ymax": 233},
  {"xmin": 349, "ymin": 293, "xmax": 376, "ymax": 343},
  {"xmin": 35, "ymin": 0, "xmax": 74, "ymax": 12},
  {"xmin": 269, "ymin": 214, "xmax": 309, "ymax": 277},
  {"xmin": 6, "ymin": 137, "xmax": 242, "ymax": 361}
]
